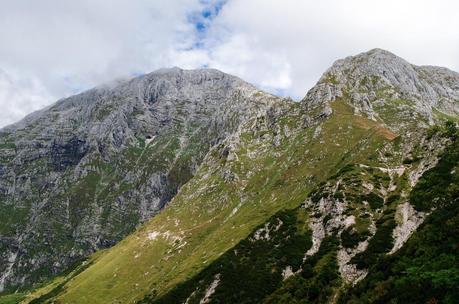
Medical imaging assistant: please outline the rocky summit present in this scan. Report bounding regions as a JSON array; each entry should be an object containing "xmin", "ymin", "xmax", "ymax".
[
  {"xmin": 0, "ymin": 67, "xmax": 281, "ymax": 291},
  {"xmin": 0, "ymin": 49, "xmax": 458, "ymax": 304}
]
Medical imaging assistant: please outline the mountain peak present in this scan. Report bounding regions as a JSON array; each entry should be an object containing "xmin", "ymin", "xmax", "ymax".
[
  {"xmin": 325, "ymin": 48, "xmax": 414, "ymax": 83},
  {"xmin": 3, "ymin": 67, "xmax": 259, "ymax": 133},
  {"xmin": 303, "ymin": 49, "xmax": 459, "ymax": 126},
  {"xmin": 145, "ymin": 66, "xmax": 243, "ymax": 81},
  {"xmin": 364, "ymin": 47, "xmax": 402, "ymax": 58},
  {"xmin": 0, "ymin": 64, "xmax": 281, "ymax": 292},
  {"xmin": 340, "ymin": 48, "xmax": 404, "ymax": 63}
]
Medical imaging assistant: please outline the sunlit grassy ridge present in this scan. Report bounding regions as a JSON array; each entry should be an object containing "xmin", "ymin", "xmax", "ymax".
[
  {"xmin": 21, "ymin": 99, "xmax": 394, "ymax": 303},
  {"xmin": 145, "ymin": 207, "xmax": 314, "ymax": 304}
]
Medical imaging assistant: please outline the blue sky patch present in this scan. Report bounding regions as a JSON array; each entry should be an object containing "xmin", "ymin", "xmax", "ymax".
[{"xmin": 188, "ymin": 0, "xmax": 227, "ymax": 41}]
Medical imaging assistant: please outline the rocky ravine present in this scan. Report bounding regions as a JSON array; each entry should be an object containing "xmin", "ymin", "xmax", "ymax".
[{"xmin": 0, "ymin": 68, "xmax": 282, "ymax": 291}]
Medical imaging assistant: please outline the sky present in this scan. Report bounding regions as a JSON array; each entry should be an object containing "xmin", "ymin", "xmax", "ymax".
[{"xmin": 0, "ymin": 0, "xmax": 458, "ymax": 127}]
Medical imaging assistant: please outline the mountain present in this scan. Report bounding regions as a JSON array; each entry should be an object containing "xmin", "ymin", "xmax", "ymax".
[
  {"xmin": 306, "ymin": 48, "xmax": 459, "ymax": 126},
  {"xmin": 1, "ymin": 49, "xmax": 458, "ymax": 304},
  {"xmin": 0, "ymin": 68, "xmax": 281, "ymax": 292}
]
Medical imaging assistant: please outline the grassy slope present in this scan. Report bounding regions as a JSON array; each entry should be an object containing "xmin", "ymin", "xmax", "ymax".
[
  {"xmin": 0, "ymin": 294, "xmax": 26, "ymax": 304},
  {"xmin": 155, "ymin": 124, "xmax": 458, "ymax": 304},
  {"xmin": 149, "ymin": 133, "xmax": 411, "ymax": 304},
  {"xmin": 21, "ymin": 99, "xmax": 393, "ymax": 304},
  {"xmin": 145, "ymin": 207, "xmax": 313, "ymax": 304}
]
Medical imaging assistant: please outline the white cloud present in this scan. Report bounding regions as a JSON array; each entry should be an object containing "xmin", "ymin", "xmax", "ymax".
[
  {"xmin": 0, "ymin": 0, "xmax": 458, "ymax": 127},
  {"xmin": 198, "ymin": 0, "xmax": 459, "ymax": 98},
  {"xmin": 0, "ymin": 70, "xmax": 52, "ymax": 127},
  {"xmin": 0, "ymin": 0, "xmax": 204, "ymax": 127}
]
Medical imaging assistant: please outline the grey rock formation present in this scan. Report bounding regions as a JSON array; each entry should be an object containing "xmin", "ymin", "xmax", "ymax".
[
  {"xmin": 303, "ymin": 48, "xmax": 459, "ymax": 128},
  {"xmin": 0, "ymin": 68, "xmax": 281, "ymax": 291}
]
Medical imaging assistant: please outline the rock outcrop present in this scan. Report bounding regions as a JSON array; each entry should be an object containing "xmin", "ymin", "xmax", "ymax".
[{"xmin": 303, "ymin": 48, "xmax": 459, "ymax": 128}]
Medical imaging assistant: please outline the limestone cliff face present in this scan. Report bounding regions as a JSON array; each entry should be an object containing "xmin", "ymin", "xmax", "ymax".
[{"xmin": 0, "ymin": 68, "xmax": 281, "ymax": 291}]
